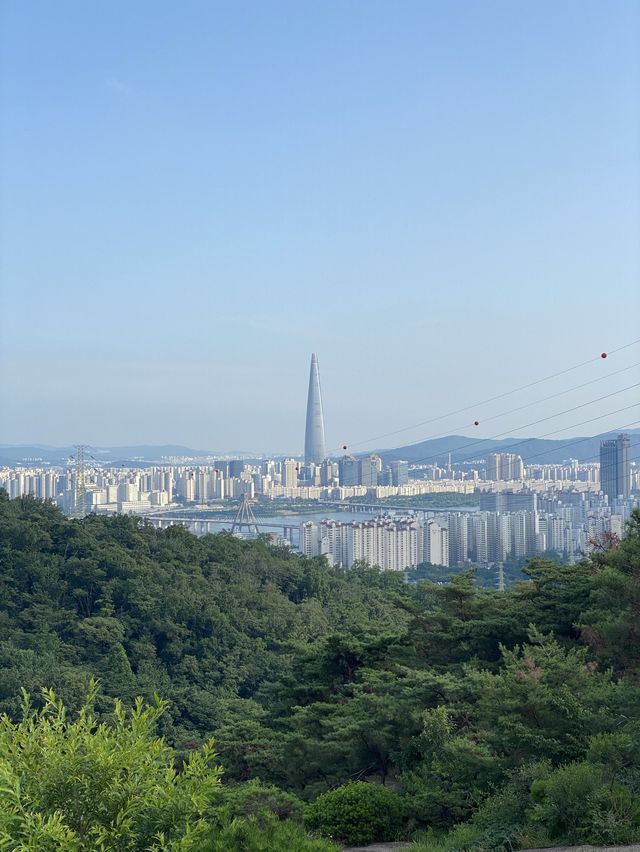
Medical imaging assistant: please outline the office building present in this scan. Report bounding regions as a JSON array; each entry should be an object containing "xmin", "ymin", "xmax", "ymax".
[
  {"xmin": 390, "ymin": 460, "xmax": 409, "ymax": 486},
  {"xmin": 600, "ymin": 434, "xmax": 631, "ymax": 500},
  {"xmin": 359, "ymin": 454, "xmax": 381, "ymax": 487},
  {"xmin": 339, "ymin": 455, "xmax": 359, "ymax": 486}
]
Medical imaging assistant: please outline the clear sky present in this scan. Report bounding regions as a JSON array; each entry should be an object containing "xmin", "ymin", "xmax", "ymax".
[{"xmin": 1, "ymin": 1, "xmax": 639, "ymax": 454}]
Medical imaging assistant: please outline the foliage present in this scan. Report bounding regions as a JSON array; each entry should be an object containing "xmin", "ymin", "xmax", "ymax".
[
  {"xmin": 0, "ymin": 682, "xmax": 222, "ymax": 850},
  {"xmin": 1, "ymin": 493, "xmax": 640, "ymax": 849},
  {"xmin": 305, "ymin": 781, "xmax": 404, "ymax": 845},
  {"xmin": 202, "ymin": 815, "xmax": 337, "ymax": 852},
  {"xmin": 579, "ymin": 509, "xmax": 640, "ymax": 673},
  {"xmin": 210, "ymin": 779, "xmax": 305, "ymax": 827}
]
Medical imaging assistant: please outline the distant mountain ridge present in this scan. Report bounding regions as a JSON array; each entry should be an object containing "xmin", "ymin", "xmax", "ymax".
[
  {"xmin": 1, "ymin": 429, "xmax": 638, "ymax": 467},
  {"xmin": 376, "ymin": 429, "xmax": 640, "ymax": 465},
  {"xmin": 0, "ymin": 444, "xmax": 251, "ymax": 465}
]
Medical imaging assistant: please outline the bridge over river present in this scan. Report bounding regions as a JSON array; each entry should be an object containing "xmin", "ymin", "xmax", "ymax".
[
  {"xmin": 143, "ymin": 514, "xmax": 299, "ymax": 541},
  {"xmin": 142, "ymin": 500, "xmax": 476, "ymax": 545}
]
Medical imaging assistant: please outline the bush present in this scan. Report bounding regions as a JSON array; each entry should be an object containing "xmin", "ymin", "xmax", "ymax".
[
  {"xmin": 211, "ymin": 779, "xmax": 305, "ymax": 827},
  {"xmin": 305, "ymin": 781, "xmax": 404, "ymax": 845},
  {"xmin": 528, "ymin": 760, "xmax": 605, "ymax": 843},
  {"xmin": 582, "ymin": 783, "xmax": 640, "ymax": 846},
  {"xmin": 0, "ymin": 683, "xmax": 222, "ymax": 850},
  {"xmin": 203, "ymin": 814, "xmax": 338, "ymax": 851}
]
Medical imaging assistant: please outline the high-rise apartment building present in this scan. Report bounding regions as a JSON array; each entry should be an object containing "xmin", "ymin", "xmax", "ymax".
[
  {"xmin": 600, "ymin": 434, "xmax": 631, "ymax": 500},
  {"xmin": 424, "ymin": 519, "xmax": 449, "ymax": 566},
  {"xmin": 300, "ymin": 517, "xmax": 421, "ymax": 571},
  {"xmin": 486, "ymin": 453, "xmax": 525, "ymax": 481},
  {"xmin": 281, "ymin": 459, "xmax": 299, "ymax": 488},
  {"xmin": 304, "ymin": 353, "xmax": 326, "ymax": 464}
]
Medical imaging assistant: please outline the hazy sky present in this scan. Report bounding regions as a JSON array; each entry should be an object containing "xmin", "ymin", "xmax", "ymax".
[{"xmin": 1, "ymin": 1, "xmax": 639, "ymax": 453}]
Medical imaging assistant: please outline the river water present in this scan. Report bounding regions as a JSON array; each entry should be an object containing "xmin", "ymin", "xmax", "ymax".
[{"xmin": 151, "ymin": 505, "xmax": 478, "ymax": 546}]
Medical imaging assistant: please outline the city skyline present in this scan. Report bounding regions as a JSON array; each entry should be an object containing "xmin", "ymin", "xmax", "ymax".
[
  {"xmin": 1, "ymin": 3, "xmax": 639, "ymax": 449},
  {"xmin": 2, "ymin": 426, "xmax": 640, "ymax": 464}
]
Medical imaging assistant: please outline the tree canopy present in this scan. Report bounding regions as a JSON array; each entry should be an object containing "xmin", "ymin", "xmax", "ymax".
[{"xmin": 1, "ymin": 491, "xmax": 640, "ymax": 848}]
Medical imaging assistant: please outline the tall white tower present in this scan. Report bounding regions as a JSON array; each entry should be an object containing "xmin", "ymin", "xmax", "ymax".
[{"xmin": 304, "ymin": 353, "xmax": 326, "ymax": 464}]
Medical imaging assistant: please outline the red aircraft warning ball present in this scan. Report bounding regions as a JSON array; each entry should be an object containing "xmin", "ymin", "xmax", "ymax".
[{"xmin": 601, "ymin": 352, "xmax": 607, "ymax": 359}]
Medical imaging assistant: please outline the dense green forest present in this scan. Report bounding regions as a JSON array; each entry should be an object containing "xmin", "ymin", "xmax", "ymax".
[{"xmin": 1, "ymin": 490, "xmax": 640, "ymax": 849}]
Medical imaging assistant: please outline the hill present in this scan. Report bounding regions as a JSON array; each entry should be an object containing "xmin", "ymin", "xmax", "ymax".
[
  {"xmin": 376, "ymin": 428, "xmax": 640, "ymax": 465},
  {"xmin": 1, "ymin": 492, "xmax": 640, "ymax": 848}
]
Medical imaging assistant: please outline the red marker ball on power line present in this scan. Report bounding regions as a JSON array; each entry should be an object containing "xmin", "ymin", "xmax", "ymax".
[{"xmin": 601, "ymin": 352, "xmax": 607, "ymax": 359}]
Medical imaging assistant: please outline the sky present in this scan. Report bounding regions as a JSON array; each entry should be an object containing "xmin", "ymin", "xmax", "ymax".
[{"xmin": 1, "ymin": 1, "xmax": 639, "ymax": 454}]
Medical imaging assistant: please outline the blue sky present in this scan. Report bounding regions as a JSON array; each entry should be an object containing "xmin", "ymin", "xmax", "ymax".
[{"xmin": 1, "ymin": 1, "xmax": 639, "ymax": 453}]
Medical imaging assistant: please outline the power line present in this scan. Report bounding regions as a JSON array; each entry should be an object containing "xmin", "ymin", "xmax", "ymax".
[
  {"xmin": 578, "ymin": 438, "xmax": 640, "ymax": 465},
  {"xmin": 339, "ymin": 361, "xmax": 640, "ymax": 459},
  {"xmin": 404, "ymin": 399, "xmax": 640, "ymax": 470},
  {"xmin": 449, "ymin": 362, "xmax": 640, "ymax": 434},
  {"xmin": 331, "ymin": 336, "xmax": 640, "ymax": 453},
  {"xmin": 486, "ymin": 381, "xmax": 640, "ymax": 440},
  {"xmin": 509, "ymin": 421, "xmax": 640, "ymax": 465},
  {"xmin": 384, "ymin": 385, "xmax": 640, "ymax": 469}
]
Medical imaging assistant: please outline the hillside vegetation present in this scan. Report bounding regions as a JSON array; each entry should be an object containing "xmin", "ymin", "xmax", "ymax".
[{"xmin": 1, "ymin": 490, "xmax": 639, "ymax": 849}]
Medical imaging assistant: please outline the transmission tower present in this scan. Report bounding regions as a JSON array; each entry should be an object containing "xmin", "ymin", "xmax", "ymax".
[
  {"xmin": 230, "ymin": 494, "xmax": 260, "ymax": 537},
  {"xmin": 70, "ymin": 444, "xmax": 88, "ymax": 518},
  {"xmin": 497, "ymin": 564, "xmax": 505, "ymax": 593}
]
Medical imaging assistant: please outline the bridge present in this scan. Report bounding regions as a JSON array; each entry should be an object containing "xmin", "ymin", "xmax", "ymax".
[
  {"xmin": 318, "ymin": 501, "xmax": 476, "ymax": 516},
  {"xmin": 142, "ymin": 500, "xmax": 466, "ymax": 542},
  {"xmin": 143, "ymin": 514, "xmax": 299, "ymax": 542}
]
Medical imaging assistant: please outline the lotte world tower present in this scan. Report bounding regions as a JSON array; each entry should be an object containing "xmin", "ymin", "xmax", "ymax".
[{"xmin": 304, "ymin": 353, "xmax": 326, "ymax": 464}]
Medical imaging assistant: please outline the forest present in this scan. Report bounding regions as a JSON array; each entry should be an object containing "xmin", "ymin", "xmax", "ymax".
[{"xmin": 1, "ymin": 489, "xmax": 639, "ymax": 850}]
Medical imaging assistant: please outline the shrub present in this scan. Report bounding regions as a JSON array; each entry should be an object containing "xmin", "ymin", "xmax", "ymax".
[
  {"xmin": 0, "ymin": 683, "xmax": 222, "ymax": 850},
  {"xmin": 528, "ymin": 760, "xmax": 606, "ymax": 843},
  {"xmin": 203, "ymin": 814, "xmax": 338, "ymax": 851},
  {"xmin": 211, "ymin": 779, "xmax": 305, "ymax": 827},
  {"xmin": 581, "ymin": 783, "xmax": 640, "ymax": 846},
  {"xmin": 305, "ymin": 781, "xmax": 404, "ymax": 845}
]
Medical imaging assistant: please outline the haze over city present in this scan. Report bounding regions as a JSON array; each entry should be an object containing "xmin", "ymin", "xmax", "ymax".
[{"xmin": 1, "ymin": 2, "xmax": 639, "ymax": 452}]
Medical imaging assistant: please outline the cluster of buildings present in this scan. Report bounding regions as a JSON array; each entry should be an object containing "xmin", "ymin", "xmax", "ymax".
[
  {"xmin": 3, "ymin": 453, "xmax": 630, "ymax": 516},
  {"xmin": 300, "ymin": 489, "xmax": 634, "ymax": 571},
  {"xmin": 1, "ymin": 354, "xmax": 637, "ymax": 577}
]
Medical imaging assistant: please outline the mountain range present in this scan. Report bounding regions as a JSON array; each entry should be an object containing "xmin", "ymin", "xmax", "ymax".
[
  {"xmin": 376, "ymin": 429, "xmax": 640, "ymax": 466},
  {"xmin": 1, "ymin": 429, "xmax": 638, "ymax": 467}
]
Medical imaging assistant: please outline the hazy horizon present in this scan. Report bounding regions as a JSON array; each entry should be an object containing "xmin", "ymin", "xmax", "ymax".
[
  {"xmin": 2, "ymin": 425, "xmax": 640, "ymax": 462},
  {"xmin": 1, "ymin": 2, "xmax": 639, "ymax": 451}
]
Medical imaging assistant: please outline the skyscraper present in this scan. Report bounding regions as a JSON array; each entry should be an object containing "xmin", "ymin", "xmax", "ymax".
[
  {"xmin": 359, "ymin": 454, "xmax": 381, "ymax": 487},
  {"xmin": 600, "ymin": 433, "xmax": 631, "ymax": 500},
  {"xmin": 304, "ymin": 353, "xmax": 326, "ymax": 464}
]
